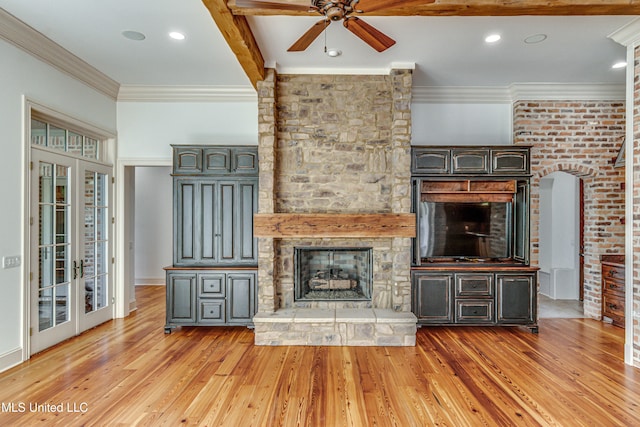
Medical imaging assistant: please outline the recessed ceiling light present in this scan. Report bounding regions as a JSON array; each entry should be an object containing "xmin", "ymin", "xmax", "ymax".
[
  {"xmin": 122, "ymin": 30, "xmax": 146, "ymax": 41},
  {"xmin": 169, "ymin": 31, "xmax": 186, "ymax": 41},
  {"xmin": 485, "ymin": 34, "xmax": 501, "ymax": 43},
  {"xmin": 612, "ymin": 61, "xmax": 627, "ymax": 69},
  {"xmin": 524, "ymin": 34, "xmax": 547, "ymax": 44}
]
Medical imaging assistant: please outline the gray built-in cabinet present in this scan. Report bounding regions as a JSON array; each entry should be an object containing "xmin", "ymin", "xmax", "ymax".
[{"xmin": 165, "ymin": 145, "xmax": 258, "ymax": 333}]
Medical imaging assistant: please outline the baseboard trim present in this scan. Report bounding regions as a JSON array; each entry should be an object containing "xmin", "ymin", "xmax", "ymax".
[
  {"xmin": 0, "ymin": 347, "xmax": 23, "ymax": 373},
  {"xmin": 135, "ymin": 279, "xmax": 165, "ymax": 286}
]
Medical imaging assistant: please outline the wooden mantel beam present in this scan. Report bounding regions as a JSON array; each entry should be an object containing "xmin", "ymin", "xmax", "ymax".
[
  {"xmin": 254, "ymin": 213, "xmax": 416, "ymax": 238},
  {"xmin": 201, "ymin": 0, "xmax": 265, "ymax": 89},
  {"xmin": 228, "ymin": 0, "xmax": 640, "ymax": 16}
]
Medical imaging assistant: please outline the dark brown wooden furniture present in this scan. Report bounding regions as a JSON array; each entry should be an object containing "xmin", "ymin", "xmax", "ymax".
[{"xmin": 601, "ymin": 254, "xmax": 625, "ymax": 328}]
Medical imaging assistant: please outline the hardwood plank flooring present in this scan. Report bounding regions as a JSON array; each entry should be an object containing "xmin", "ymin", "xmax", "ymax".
[{"xmin": 1, "ymin": 285, "xmax": 639, "ymax": 426}]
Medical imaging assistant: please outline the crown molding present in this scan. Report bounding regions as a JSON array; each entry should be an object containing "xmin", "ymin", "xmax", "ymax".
[
  {"xmin": 509, "ymin": 83, "xmax": 625, "ymax": 101},
  {"xmin": 609, "ymin": 17, "xmax": 640, "ymax": 47},
  {"xmin": 412, "ymin": 86, "xmax": 512, "ymax": 103},
  {"xmin": 117, "ymin": 85, "xmax": 257, "ymax": 102},
  {"xmin": 413, "ymin": 83, "xmax": 625, "ymax": 103},
  {"xmin": 0, "ymin": 9, "xmax": 119, "ymax": 100}
]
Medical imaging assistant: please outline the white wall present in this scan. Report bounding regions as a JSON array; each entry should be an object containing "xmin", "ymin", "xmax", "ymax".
[
  {"xmin": 134, "ymin": 167, "xmax": 172, "ymax": 284},
  {"xmin": 412, "ymin": 103, "xmax": 512, "ymax": 146},
  {"xmin": 116, "ymin": 101, "xmax": 258, "ymax": 159},
  {"xmin": 0, "ymin": 40, "xmax": 116, "ymax": 371}
]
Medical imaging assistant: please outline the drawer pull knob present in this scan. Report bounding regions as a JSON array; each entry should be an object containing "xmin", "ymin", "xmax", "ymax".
[{"xmin": 608, "ymin": 304, "xmax": 617, "ymax": 310}]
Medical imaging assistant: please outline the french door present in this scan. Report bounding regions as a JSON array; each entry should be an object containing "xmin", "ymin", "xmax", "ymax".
[{"xmin": 30, "ymin": 148, "xmax": 113, "ymax": 354}]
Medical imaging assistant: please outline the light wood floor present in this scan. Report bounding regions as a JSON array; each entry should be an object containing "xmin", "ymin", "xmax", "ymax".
[{"xmin": 1, "ymin": 286, "xmax": 639, "ymax": 426}]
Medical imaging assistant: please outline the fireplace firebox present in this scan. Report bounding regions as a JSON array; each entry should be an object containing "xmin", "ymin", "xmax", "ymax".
[{"xmin": 294, "ymin": 247, "xmax": 373, "ymax": 301}]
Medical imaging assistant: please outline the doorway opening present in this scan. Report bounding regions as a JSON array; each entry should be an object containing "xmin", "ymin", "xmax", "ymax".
[{"xmin": 538, "ymin": 171, "xmax": 583, "ymax": 318}]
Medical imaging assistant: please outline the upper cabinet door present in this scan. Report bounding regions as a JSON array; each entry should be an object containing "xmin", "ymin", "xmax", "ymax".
[
  {"xmin": 451, "ymin": 149, "xmax": 490, "ymax": 174},
  {"xmin": 492, "ymin": 149, "xmax": 529, "ymax": 175},
  {"xmin": 232, "ymin": 148, "xmax": 259, "ymax": 174},
  {"xmin": 412, "ymin": 148, "xmax": 450, "ymax": 174},
  {"xmin": 203, "ymin": 148, "xmax": 232, "ymax": 174},
  {"xmin": 173, "ymin": 146, "xmax": 258, "ymax": 176},
  {"xmin": 173, "ymin": 147, "xmax": 202, "ymax": 175}
]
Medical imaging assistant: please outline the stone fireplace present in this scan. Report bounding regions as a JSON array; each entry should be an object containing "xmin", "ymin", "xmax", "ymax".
[{"xmin": 252, "ymin": 69, "xmax": 417, "ymax": 346}]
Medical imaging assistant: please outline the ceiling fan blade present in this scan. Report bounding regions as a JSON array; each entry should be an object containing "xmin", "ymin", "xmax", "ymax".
[
  {"xmin": 343, "ymin": 17, "xmax": 395, "ymax": 52},
  {"xmin": 356, "ymin": 0, "xmax": 436, "ymax": 13},
  {"xmin": 288, "ymin": 19, "xmax": 329, "ymax": 52},
  {"xmin": 234, "ymin": 0, "xmax": 312, "ymax": 12}
]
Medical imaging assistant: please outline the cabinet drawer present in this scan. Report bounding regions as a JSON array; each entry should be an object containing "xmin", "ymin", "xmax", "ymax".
[
  {"xmin": 199, "ymin": 273, "xmax": 226, "ymax": 297},
  {"xmin": 455, "ymin": 300, "xmax": 494, "ymax": 323},
  {"xmin": 602, "ymin": 293, "xmax": 624, "ymax": 319},
  {"xmin": 198, "ymin": 299, "xmax": 226, "ymax": 323},
  {"xmin": 602, "ymin": 265, "xmax": 624, "ymax": 284},
  {"xmin": 603, "ymin": 278, "xmax": 624, "ymax": 295},
  {"xmin": 456, "ymin": 274, "xmax": 493, "ymax": 297}
]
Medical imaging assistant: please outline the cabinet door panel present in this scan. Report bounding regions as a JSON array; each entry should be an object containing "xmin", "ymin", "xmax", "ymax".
[
  {"xmin": 175, "ymin": 181, "xmax": 196, "ymax": 264},
  {"xmin": 452, "ymin": 149, "xmax": 489, "ymax": 174},
  {"xmin": 201, "ymin": 183, "xmax": 216, "ymax": 261},
  {"xmin": 167, "ymin": 273, "xmax": 196, "ymax": 322},
  {"xmin": 173, "ymin": 147, "xmax": 202, "ymax": 174},
  {"xmin": 412, "ymin": 149, "xmax": 450, "ymax": 174},
  {"xmin": 413, "ymin": 273, "xmax": 453, "ymax": 322},
  {"xmin": 227, "ymin": 273, "xmax": 255, "ymax": 323},
  {"xmin": 492, "ymin": 150, "xmax": 529, "ymax": 174},
  {"xmin": 203, "ymin": 148, "xmax": 231, "ymax": 174},
  {"xmin": 233, "ymin": 149, "xmax": 259, "ymax": 174},
  {"xmin": 239, "ymin": 181, "xmax": 258, "ymax": 261},
  {"xmin": 496, "ymin": 274, "xmax": 535, "ymax": 323},
  {"xmin": 219, "ymin": 183, "xmax": 236, "ymax": 261}
]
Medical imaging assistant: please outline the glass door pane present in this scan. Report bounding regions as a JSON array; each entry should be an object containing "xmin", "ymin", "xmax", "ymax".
[
  {"xmin": 38, "ymin": 162, "xmax": 71, "ymax": 331},
  {"xmin": 83, "ymin": 170, "xmax": 109, "ymax": 313}
]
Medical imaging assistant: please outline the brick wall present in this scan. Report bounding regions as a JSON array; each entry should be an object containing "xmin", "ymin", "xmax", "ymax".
[{"xmin": 513, "ymin": 100, "xmax": 626, "ymax": 319}]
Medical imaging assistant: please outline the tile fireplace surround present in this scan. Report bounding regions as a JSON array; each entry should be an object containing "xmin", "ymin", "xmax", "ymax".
[{"xmin": 252, "ymin": 69, "xmax": 418, "ymax": 346}]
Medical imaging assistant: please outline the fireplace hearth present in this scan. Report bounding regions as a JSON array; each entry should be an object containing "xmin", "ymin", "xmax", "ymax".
[{"xmin": 295, "ymin": 247, "xmax": 373, "ymax": 301}]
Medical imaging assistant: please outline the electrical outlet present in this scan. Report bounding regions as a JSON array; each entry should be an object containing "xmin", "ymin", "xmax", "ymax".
[{"xmin": 2, "ymin": 256, "xmax": 21, "ymax": 269}]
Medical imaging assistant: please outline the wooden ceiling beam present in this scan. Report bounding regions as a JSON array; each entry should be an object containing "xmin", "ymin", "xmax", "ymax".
[
  {"xmin": 202, "ymin": 0, "xmax": 265, "ymax": 89},
  {"xmin": 228, "ymin": 0, "xmax": 640, "ymax": 16}
]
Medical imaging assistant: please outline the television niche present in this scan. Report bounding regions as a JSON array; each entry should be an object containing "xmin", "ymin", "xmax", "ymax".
[
  {"xmin": 413, "ymin": 178, "xmax": 529, "ymax": 266},
  {"xmin": 419, "ymin": 201, "xmax": 510, "ymax": 262}
]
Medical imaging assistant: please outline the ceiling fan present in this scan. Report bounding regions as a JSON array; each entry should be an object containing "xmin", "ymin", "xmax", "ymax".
[{"xmin": 234, "ymin": 0, "xmax": 435, "ymax": 52}]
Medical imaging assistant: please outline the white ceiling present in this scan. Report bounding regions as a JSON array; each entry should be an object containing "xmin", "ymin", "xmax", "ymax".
[{"xmin": 0, "ymin": 0, "xmax": 634, "ymax": 89}]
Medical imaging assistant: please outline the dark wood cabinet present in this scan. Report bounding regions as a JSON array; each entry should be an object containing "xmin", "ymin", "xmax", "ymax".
[
  {"xmin": 412, "ymin": 146, "xmax": 530, "ymax": 176},
  {"xmin": 601, "ymin": 255, "xmax": 625, "ymax": 328},
  {"xmin": 413, "ymin": 273, "xmax": 453, "ymax": 323},
  {"xmin": 412, "ymin": 269, "xmax": 537, "ymax": 330},
  {"xmin": 411, "ymin": 146, "xmax": 536, "ymax": 332},
  {"xmin": 166, "ymin": 145, "xmax": 258, "ymax": 333}
]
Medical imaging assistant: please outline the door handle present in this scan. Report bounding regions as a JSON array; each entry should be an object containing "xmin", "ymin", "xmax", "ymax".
[
  {"xmin": 73, "ymin": 260, "xmax": 78, "ymax": 279},
  {"xmin": 79, "ymin": 259, "xmax": 84, "ymax": 278}
]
